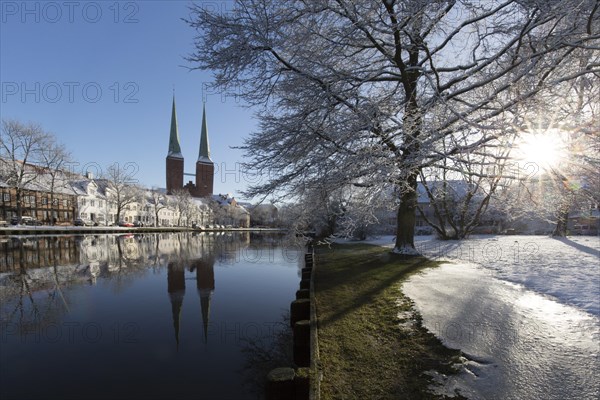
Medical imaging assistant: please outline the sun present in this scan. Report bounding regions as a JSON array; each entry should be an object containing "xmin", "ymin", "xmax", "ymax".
[{"xmin": 515, "ymin": 129, "xmax": 565, "ymax": 171}]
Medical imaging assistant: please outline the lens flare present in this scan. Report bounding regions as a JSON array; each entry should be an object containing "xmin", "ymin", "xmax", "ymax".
[{"xmin": 516, "ymin": 130, "xmax": 565, "ymax": 171}]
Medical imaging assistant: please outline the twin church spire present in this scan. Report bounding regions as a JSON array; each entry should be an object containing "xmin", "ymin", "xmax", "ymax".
[
  {"xmin": 167, "ymin": 97, "xmax": 183, "ymax": 158},
  {"xmin": 165, "ymin": 96, "xmax": 214, "ymax": 197},
  {"xmin": 198, "ymin": 103, "xmax": 212, "ymax": 163}
]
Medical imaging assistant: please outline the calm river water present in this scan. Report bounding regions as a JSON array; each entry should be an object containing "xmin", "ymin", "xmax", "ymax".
[{"xmin": 0, "ymin": 232, "xmax": 302, "ymax": 400}]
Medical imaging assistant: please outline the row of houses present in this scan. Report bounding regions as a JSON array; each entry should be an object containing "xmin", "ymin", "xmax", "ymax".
[{"xmin": 0, "ymin": 162, "xmax": 250, "ymax": 228}]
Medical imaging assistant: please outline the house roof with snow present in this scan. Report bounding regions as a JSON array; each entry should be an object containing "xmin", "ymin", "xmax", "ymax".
[
  {"xmin": 212, "ymin": 193, "xmax": 249, "ymax": 214},
  {"xmin": 417, "ymin": 180, "xmax": 480, "ymax": 204}
]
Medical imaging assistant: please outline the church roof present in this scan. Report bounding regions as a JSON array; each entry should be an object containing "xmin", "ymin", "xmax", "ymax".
[
  {"xmin": 167, "ymin": 96, "xmax": 183, "ymax": 159},
  {"xmin": 197, "ymin": 103, "xmax": 212, "ymax": 163}
]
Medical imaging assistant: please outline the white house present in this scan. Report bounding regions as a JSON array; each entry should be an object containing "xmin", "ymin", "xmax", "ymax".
[{"xmin": 71, "ymin": 178, "xmax": 109, "ymax": 225}]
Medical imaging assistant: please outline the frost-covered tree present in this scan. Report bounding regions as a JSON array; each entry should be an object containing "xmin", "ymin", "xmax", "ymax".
[
  {"xmin": 499, "ymin": 44, "xmax": 600, "ymax": 237},
  {"xmin": 187, "ymin": 0, "xmax": 599, "ymax": 254},
  {"xmin": 148, "ymin": 189, "xmax": 170, "ymax": 227},
  {"xmin": 171, "ymin": 189, "xmax": 193, "ymax": 227},
  {"xmin": 39, "ymin": 138, "xmax": 72, "ymax": 225},
  {"xmin": 418, "ymin": 131, "xmax": 515, "ymax": 239},
  {"xmin": 1, "ymin": 120, "xmax": 52, "ymax": 219},
  {"xmin": 498, "ymin": 128, "xmax": 600, "ymax": 236},
  {"xmin": 100, "ymin": 163, "xmax": 142, "ymax": 224}
]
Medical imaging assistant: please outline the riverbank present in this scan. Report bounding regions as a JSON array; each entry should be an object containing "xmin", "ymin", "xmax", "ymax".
[
  {"xmin": 313, "ymin": 243, "xmax": 465, "ymax": 399},
  {"xmin": 0, "ymin": 226, "xmax": 285, "ymax": 236},
  {"xmin": 324, "ymin": 235, "xmax": 600, "ymax": 399}
]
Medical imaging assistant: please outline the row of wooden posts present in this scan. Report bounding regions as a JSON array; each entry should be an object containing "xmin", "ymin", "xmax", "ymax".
[{"xmin": 265, "ymin": 250, "xmax": 315, "ymax": 400}]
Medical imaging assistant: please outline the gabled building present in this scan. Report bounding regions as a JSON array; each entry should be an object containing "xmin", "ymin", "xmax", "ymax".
[{"xmin": 71, "ymin": 176, "xmax": 109, "ymax": 225}]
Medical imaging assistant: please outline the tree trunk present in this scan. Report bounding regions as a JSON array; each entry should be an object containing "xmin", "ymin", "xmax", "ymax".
[
  {"xmin": 16, "ymin": 190, "xmax": 22, "ymax": 219},
  {"xmin": 552, "ymin": 205, "xmax": 569, "ymax": 237},
  {"xmin": 394, "ymin": 173, "xmax": 420, "ymax": 255},
  {"xmin": 50, "ymin": 193, "xmax": 55, "ymax": 226},
  {"xmin": 552, "ymin": 182, "xmax": 573, "ymax": 237}
]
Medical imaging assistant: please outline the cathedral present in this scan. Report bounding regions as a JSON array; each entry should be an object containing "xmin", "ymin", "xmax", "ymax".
[{"xmin": 165, "ymin": 97, "xmax": 214, "ymax": 197}]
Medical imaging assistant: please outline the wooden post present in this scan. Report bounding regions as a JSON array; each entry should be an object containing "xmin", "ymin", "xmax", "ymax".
[
  {"xmin": 299, "ymin": 279, "xmax": 310, "ymax": 290},
  {"xmin": 293, "ymin": 320, "xmax": 310, "ymax": 367},
  {"xmin": 295, "ymin": 367, "xmax": 310, "ymax": 399},
  {"xmin": 265, "ymin": 367, "xmax": 296, "ymax": 400},
  {"xmin": 290, "ymin": 298, "xmax": 310, "ymax": 327}
]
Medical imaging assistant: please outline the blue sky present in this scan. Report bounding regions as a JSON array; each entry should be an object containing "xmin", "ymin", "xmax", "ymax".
[{"xmin": 1, "ymin": 0, "xmax": 258, "ymax": 199}]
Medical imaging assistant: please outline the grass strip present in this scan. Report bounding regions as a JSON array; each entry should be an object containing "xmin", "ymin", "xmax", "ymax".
[{"xmin": 314, "ymin": 243, "xmax": 465, "ymax": 399}]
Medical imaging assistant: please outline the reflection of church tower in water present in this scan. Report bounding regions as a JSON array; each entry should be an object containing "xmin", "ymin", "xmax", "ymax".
[
  {"xmin": 167, "ymin": 262, "xmax": 186, "ymax": 349},
  {"xmin": 166, "ymin": 234, "xmax": 216, "ymax": 347},
  {"xmin": 191, "ymin": 254, "xmax": 215, "ymax": 344}
]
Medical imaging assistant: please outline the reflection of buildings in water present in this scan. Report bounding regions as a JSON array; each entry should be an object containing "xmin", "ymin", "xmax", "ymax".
[
  {"xmin": 191, "ymin": 255, "xmax": 215, "ymax": 344},
  {"xmin": 0, "ymin": 234, "xmax": 209, "ymax": 294},
  {"xmin": 167, "ymin": 261, "xmax": 186, "ymax": 349},
  {"xmin": 214, "ymin": 231, "xmax": 250, "ymax": 264},
  {"xmin": 0, "ymin": 232, "xmax": 279, "ymax": 318},
  {"xmin": 120, "ymin": 235, "xmax": 140, "ymax": 260},
  {"xmin": 0, "ymin": 232, "xmax": 258, "ymax": 275},
  {"xmin": 166, "ymin": 254, "xmax": 216, "ymax": 348},
  {"xmin": 89, "ymin": 262, "xmax": 101, "ymax": 284},
  {"xmin": 1, "ymin": 232, "xmax": 296, "ymax": 360},
  {"xmin": 0, "ymin": 236, "xmax": 80, "ymax": 273},
  {"xmin": 1, "ymin": 233, "xmax": 249, "ymax": 346}
]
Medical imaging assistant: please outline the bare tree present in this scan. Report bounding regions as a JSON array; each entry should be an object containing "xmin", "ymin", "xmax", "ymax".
[
  {"xmin": 497, "ymin": 44, "xmax": 600, "ymax": 237},
  {"xmin": 418, "ymin": 131, "xmax": 515, "ymax": 239},
  {"xmin": 171, "ymin": 189, "xmax": 192, "ymax": 227},
  {"xmin": 148, "ymin": 189, "xmax": 170, "ymax": 227},
  {"xmin": 39, "ymin": 138, "xmax": 72, "ymax": 225},
  {"xmin": 100, "ymin": 163, "xmax": 142, "ymax": 223},
  {"xmin": 187, "ymin": 0, "xmax": 599, "ymax": 254},
  {"xmin": 208, "ymin": 198, "xmax": 231, "ymax": 227},
  {"xmin": 501, "ymin": 129, "xmax": 600, "ymax": 237},
  {"xmin": 0, "ymin": 120, "xmax": 51, "ymax": 219}
]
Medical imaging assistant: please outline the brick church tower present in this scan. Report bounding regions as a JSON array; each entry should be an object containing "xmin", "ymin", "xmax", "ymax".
[
  {"xmin": 195, "ymin": 103, "xmax": 214, "ymax": 198},
  {"xmin": 166, "ymin": 96, "xmax": 183, "ymax": 195},
  {"xmin": 165, "ymin": 98, "xmax": 214, "ymax": 198}
]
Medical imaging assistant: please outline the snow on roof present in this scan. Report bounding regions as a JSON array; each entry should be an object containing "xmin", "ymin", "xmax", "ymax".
[
  {"xmin": 191, "ymin": 197, "xmax": 209, "ymax": 207},
  {"xmin": 417, "ymin": 180, "xmax": 481, "ymax": 203},
  {"xmin": 252, "ymin": 203, "xmax": 277, "ymax": 211},
  {"xmin": 212, "ymin": 193, "xmax": 234, "ymax": 205},
  {"xmin": 0, "ymin": 159, "xmax": 114, "ymax": 197}
]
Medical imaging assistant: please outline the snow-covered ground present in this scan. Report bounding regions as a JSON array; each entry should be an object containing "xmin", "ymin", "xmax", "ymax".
[
  {"xmin": 416, "ymin": 235, "xmax": 600, "ymax": 317},
  {"xmin": 403, "ymin": 262, "xmax": 599, "ymax": 399},
  {"xmin": 345, "ymin": 234, "xmax": 600, "ymax": 399},
  {"xmin": 360, "ymin": 235, "xmax": 600, "ymax": 316}
]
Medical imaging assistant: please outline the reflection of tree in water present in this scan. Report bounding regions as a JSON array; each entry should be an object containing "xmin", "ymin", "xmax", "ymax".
[
  {"xmin": 1, "ymin": 237, "xmax": 71, "ymax": 336},
  {"xmin": 103, "ymin": 235, "xmax": 150, "ymax": 293},
  {"xmin": 239, "ymin": 313, "xmax": 294, "ymax": 397},
  {"xmin": 213, "ymin": 232, "xmax": 246, "ymax": 265},
  {"xmin": 212, "ymin": 232, "xmax": 304, "ymax": 267},
  {"xmin": 0, "ymin": 232, "xmax": 300, "ymax": 347}
]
